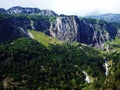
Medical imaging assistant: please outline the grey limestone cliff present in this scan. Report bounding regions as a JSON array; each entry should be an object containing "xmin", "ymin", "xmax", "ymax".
[
  {"xmin": 49, "ymin": 16, "xmax": 79, "ymax": 42},
  {"xmin": 49, "ymin": 16, "xmax": 119, "ymax": 47}
]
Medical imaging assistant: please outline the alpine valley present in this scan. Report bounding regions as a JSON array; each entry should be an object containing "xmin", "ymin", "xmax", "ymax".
[{"xmin": 0, "ymin": 6, "xmax": 120, "ymax": 90}]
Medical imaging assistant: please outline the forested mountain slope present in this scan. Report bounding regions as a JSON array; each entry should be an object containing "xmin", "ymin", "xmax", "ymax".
[{"xmin": 0, "ymin": 6, "xmax": 120, "ymax": 90}]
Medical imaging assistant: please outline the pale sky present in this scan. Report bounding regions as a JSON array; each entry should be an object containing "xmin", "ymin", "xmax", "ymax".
[{"xmin": 0, "ymin": 0, "xmax": 120, "ymax": 16}]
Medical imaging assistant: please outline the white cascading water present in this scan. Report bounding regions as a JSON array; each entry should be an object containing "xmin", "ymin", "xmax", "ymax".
[
  {"xmin": 105, "ymin": 61, "xmax": 108, "ymax": 76},
  {"xmin": 83, "ymin": 71, "xmax": 90, "ymax": 83}
]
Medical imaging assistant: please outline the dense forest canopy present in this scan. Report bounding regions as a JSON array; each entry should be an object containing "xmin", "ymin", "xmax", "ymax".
[{"xmin": 0, "ymin": 38, "xmax": 119, "ymax": 90}]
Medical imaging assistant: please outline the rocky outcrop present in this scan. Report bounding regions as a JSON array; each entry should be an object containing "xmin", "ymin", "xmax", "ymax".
[
  {"xmin": 49, "ymin": 16, "xmax": 79, "ymax": 42},
  {"xmin": 78, "ymin": 19, "xmax": 118, "ymax": 47},
  {"xmin": 49, "ymin": 16, "xmax": 119, "ymax": 47},
  {"xmin": 7, "ymin": 6, "xmax": 58, "ymax": 16}
]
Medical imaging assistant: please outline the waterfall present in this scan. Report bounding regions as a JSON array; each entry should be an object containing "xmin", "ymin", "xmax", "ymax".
[
  {"xmin": 83, "ymin": 71, "xmax": 90, "ymax": 83},
  {"xmin": 105, "ymin": 61, "xmax": 108, "ymax": 76},
  {"xmin": 103, "ymin": 57, "xmax": 108, "ymax": 76}
]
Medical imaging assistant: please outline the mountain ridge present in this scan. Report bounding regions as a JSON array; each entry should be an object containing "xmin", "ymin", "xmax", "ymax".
[
  {"xmin": 0, "ymin": 6, "xmax": 58, "ymax": 16},
  {"xmin": 0, "ymin": 6, "xmax": 120, "ymax": 49},
  {"xmin": 87, "ymin": 13, "xmax": 120, "ymax": 23}
]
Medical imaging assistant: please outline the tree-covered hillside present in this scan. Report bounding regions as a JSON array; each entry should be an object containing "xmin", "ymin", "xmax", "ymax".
[
  {"xmin": 0, "ymin": 37, "xmax": 119, "ymax": 90},
  {"xmin": 0, "ymin": 38, "xmax": 106, "ymax": 90}
]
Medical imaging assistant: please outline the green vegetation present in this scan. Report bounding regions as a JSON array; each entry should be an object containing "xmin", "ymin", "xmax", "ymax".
[
  {"xmin": 0, "ymin": 27, "xmax": 119, "ymax": 89},
  {"xmin": 12, "ymin": 14, "xmax": 56, "ymax": 23},
  {"xmin": 28, "ymin": 30, "xmax": 62, "ymax": 47},
  {"xmin": 113, "ymin": 37, "xmax": 120, "ymax": 43},
  {"xmin": 0, "ymin": 38, "xmax": 106, "ymax": 90},
  {"xmin": 99, "ymin": 50, "xmax": 120, "ymax": 90},
  {"xmin": 105, "ymin": 37, "xmax": 120, "ymax": 51},
  {"xmin": 0, "ymin": 13, "xmax": 57, "ymax": 43},
  {"xmin": 0, "ymin": 13, "xmax": 120, "ymax": 90}
]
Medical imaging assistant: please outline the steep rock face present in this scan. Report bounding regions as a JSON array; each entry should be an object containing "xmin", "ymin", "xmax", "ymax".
[
  {"xmin": 49, "ymin": 16, "xmax": 79, "ymax": 42},
  {"xmin": 78, "ymin": 19, "xmax": 118, "ymax": 47},
  {"xmin": 49, "ymin": 16, "xmax": 119, "ymax": 47}
]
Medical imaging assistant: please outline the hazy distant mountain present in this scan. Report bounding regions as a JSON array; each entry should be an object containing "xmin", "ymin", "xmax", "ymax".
[
  {"xmin": 87, "ymin": 13, "xmax": 120, "ymax": 23},
  {"xmin": 7, "ymin": 6, "xmax": 41, "ymax": 14},
  {"xmin": 7, "ymin": 6, "xmax": 58, "ymax": 16},
  {"xmin": 0, "ymin": 6, "xmax": 58, "ymax": 16}
]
